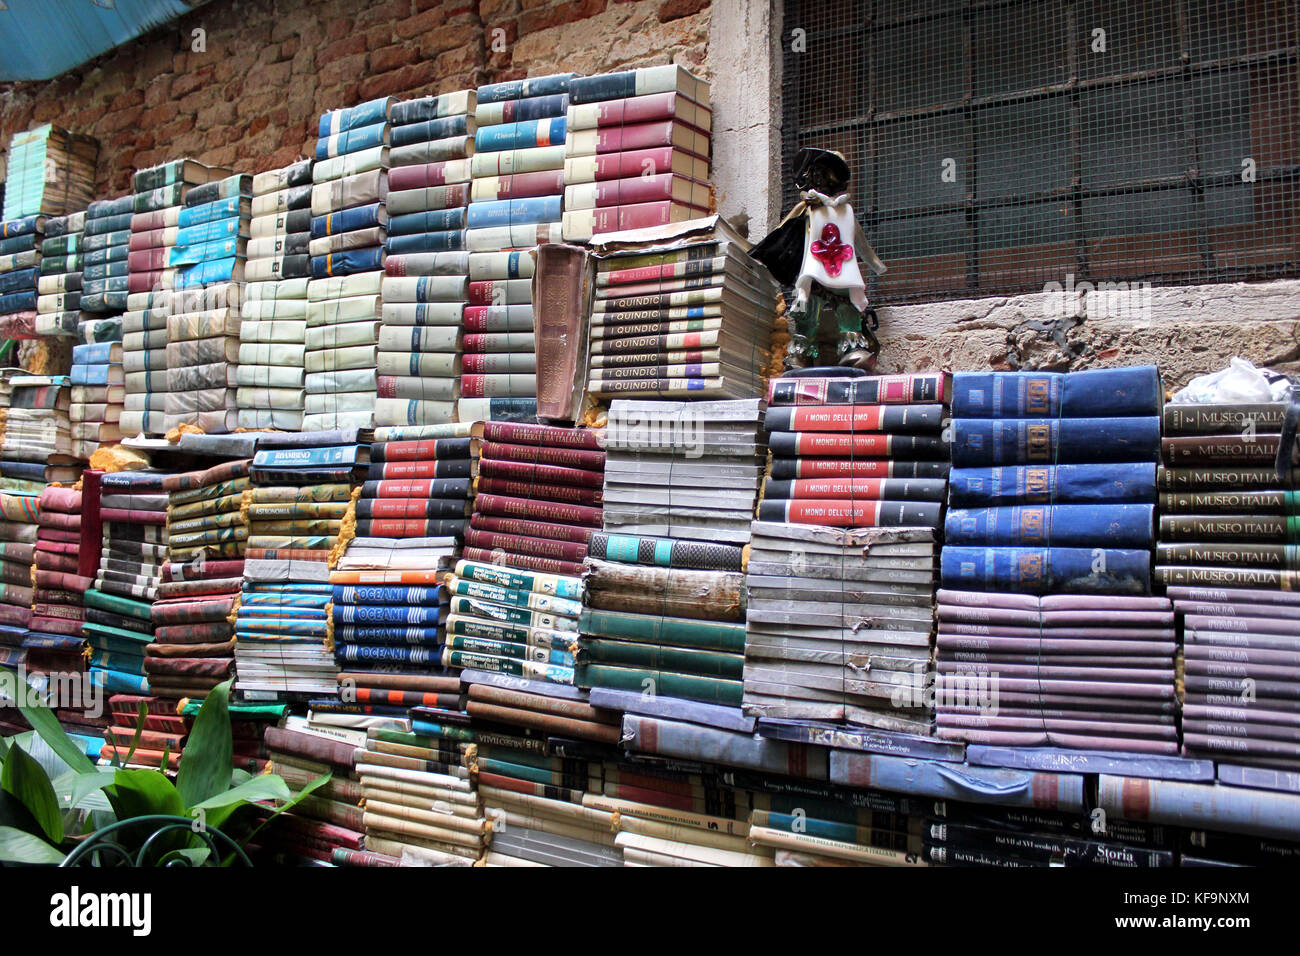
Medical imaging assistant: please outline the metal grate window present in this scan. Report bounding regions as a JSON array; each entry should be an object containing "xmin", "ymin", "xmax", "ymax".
[{"xmin": 779, "ymin": 0, "xmax": 1300, "ymax": 304}]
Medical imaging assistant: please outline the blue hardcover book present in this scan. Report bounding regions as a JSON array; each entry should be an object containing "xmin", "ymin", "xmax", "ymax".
[
  {"xmin": 41, "ymin": 233, "xmax": 81, "ymax": 255},
  {"xmin": 951, "ymin": 416, "xmax": 1161, "ymax": 466},
  {"xmin": 169, "ymin": 237, "xmax": 242, "ymax": 267},
  {"xmin": 82, "ymin": 212, "xmax": 134, "ymax": 235},
  {"xmin": 253, "ymin": 444, "xmax": 363, "ymax": 468},
  {"xmin": 39, "ymin": 256, "xmax": 83, "ymax": 275},
  {"xmin": 72, "ymin": 342, "xmax": 118, "ymax": 364},
  {"xmin": 1216, "ymin": 763, "xmax": 1300, "ymax": 794},
  {"xmin": 506, "ymin": 92, "xmax": 569, "ymax": 121},
  {"xmin": 460, "ymin": 667, "xmax": 588, "ymax": 701},
  {"xmin": 0, "ymin": 215, "xmax": 43, "ymax": 238},
  {"xmin": 240, "ymin": 605, "xmax": 327, "ymax": 620},
  {"xmin": 87, "ymin": 195, "xmax": 135, "ymax": 218},
  {"xmin": 175, "ymin": 216, "xmax": 243, "ymax": 248},
  {"xmin": 82, "ymin": 244, "xmax": 128, "ymax": 265},
  {"xmin": 0, "ymin": 235, "xmax": 38, "ymax": 255},
  {"xmin": 465, "ymin": 195, "xmax": 562, "ymax": 229},
  {"xmin": 89, "ymin": 651, "xmax": 147, "ymax": 676},
  {"xmin": 332, "ymin": 625, "xmax": 442, "ymax": 647},
  {"xmin": 335, "ymin": 644, "xmax": 439, "ymax": 665},
  {"xmin": 390, "ymin": 115, "xmax": 471, "ymax": 148},
  {"xmin": 311, "ymin": 202, "xmax": 385, "ymax": 237},
  {"xmin": 948, "ymin": 462, "xmax": 1158, "ymax": 506},
  {"xmin": 476, "ymin": 73, "xmax": 577, "ymax": 104},
  {"xmin": 390, "ymin": 94, "xmax": 472, "ymax": 125},
  {"xmin": 315, "ymin": 120, "xmax": 390, "ymax": 159},
  {"xmin": 88, "ymin": 667, "xmax": 150, "ymax": 695},
  {"xmin": 387, "ymin": 208, "xmax": 468, "ymax": 236},
  {"xmin": 941, "ymin": 545, "xmax": 1152, "ymax": 594},
  {"xmin": 317, "ymin": 97, "xmax": 394, "ymax": 137},
  {"xmin": 952, "ymin": 366, "xmax": 1162, "ymax": 418},
  {"xmin": 21, "ymin": 633, "xmax": 88, "ymax": 651},
  {"xmin": 0, "ymin": 267, "xmax": 38, "ymax": 295},
  {"xmin": 99, "ymin": 471, "xmax": 167, "ymax": 492},
  {"xmin": 332, "ymin": 604, "xmax": 443, "ymax": 626},
  {"xmin": 966, "ymin": 746, "xmax": 1214, "ymax": 782},
  {"xmin": 331, "ymin": 584, "xmax": 444, "ymax": 606},
  {"xmin": 589, "ymin": 687, "xmax": 756, "ymax": 733},
  {"xmin": 830, "ymin": 750, "xmax": 1086, "ymax": 810},
  {"xmin": 1098, "ymin": 774, "xmax": 1300, "ymax": 842},
  {"xmin": 757, "ymin": 718, "xmax": 965, "ymax": 762},
  {"xmin": 104, "ymin": 277, "xmax": 130, "ymax": 294},
  {"xmin": 622, "ymin": 713, "xmax": 831, "ymax": 778},
  {"xmin": 474, "ymin": 117, "xmax": 566, "ymax": 153},
  {"xmin": 310, "ymin": 247, "xmax": 384, "ymax": 278},
  {"xmin": 69, "ymin": 364, "xmax": 116, "ymax": 386},
  {"xmin": 236, "ymin": 619, "xmax": 327, "ymax": 637},
  {"xmin": 945, "ymin": 503, "xmax": 1155, "ymax": 548},
  {"xmin": 175, "ymin": 258, "xmax": 241, "ymax": 288},
  {"xmin": 177, "ymin": 196, "xmax": 245, "ymax": 228},
  {"xmin": 82, "ymin": 229, "xmax": 131, "ymax": 252},
  {"xmin": 457, "ymin": 397, "xmax": 537, "ymax": 422},
  {"xmin": 385, "ymin": 230, "xmax": 466, "ymax": 255},
  {"xmin": 82, "ymin": 261, "xmax": 130, "ymax": 281}
]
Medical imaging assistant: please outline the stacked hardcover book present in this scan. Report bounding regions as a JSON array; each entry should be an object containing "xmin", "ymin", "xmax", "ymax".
[
  {"xmin": 0, "ymin": 373, "xmax": 77, "ymax": 468},
  {"xmin": 0, "ymin": 480, "xmax": 41, "ymax": 686},
  {"xmin": 119, "ymin": 283, "xmax": 171, "ymax": 436},
  {"xmin": 84, "ymin": 471, "xmax": 170, "ymax": 699},
  {"xmin": 80, "ymin": 194, "xmax": 133, "ymax": 313},
  {"xmin": 305, "ymin": 97, "xmax": 393, "ymax": 431},
  {"xmin": 942, "ymin": 367, "xmax": 1163, "ymax": 595},
  {"xmin": 74, "ymin": 196, "xmax": 132, "ymax": 457},
  {"xmin": 562, "ymin": 66, "xmax": 713, "ymax": 242},
  {"xmin": 1154, "ymin": 400, "xmax": 1298, "ymax": 592},
  {"xmin": 576, "ymin": 399, "xmax": 763, "ymax": 706},
  {"xmin": 35, "ymin": 211, "xmax": 86, "ymax": 338},
  {"xmin": 1170, "ymin": 585, "xmax": 1300, "ymax": 770},
  {"xmin": 585, "ymin": 221, "xmax": 779, "ymax": 400},
  {"xmin": 100, "ymin": 695, "xmax": 188, "ymax": 770},
  {"xmin": 234, "ymin": 430, "xmax": 367, "ymax": 701},
  {"xmin": 933, "ymin": 589, "xmax": 1178, "ymax": 754},
  {"xmin": 263, "ymin": 723, "xmax": 364, "ymax": 862},
  {"xmin": 149, "ymin": 459, "xmax": 251, "ymax": 703},
  {"xmin": 130, "ymin": 159, "xmax": 228, "ymax": 297},
  {"xmin": 164, "ymin": 175, "xmax": 251, "ymax": 433},
  {"xmin": 3, "ymin": 125, "xmax": 98, "ymax": 221},
  {"xmin": 69, "ymin": 338, "xmax": 124, "ymax": 455},
  {"xmin": 0, "ymin": 215, "xmax": 43, "ymax": 337},
  {"xmin": 238, "ymin": 161, "xmax": 314, "ymax": 431},
  {"xmin": 464, "ymin": 73, "xmax": 578, "ymax": 416},
  {"xmin": 381, "ymin": 91, "xmax": 477, "ymax": 427},
  {"xmin": 26, "ymin": 484, "xmax": 90, "ymax": 700}
]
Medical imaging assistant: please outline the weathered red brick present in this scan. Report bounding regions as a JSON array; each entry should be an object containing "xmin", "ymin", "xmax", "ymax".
[
  {"xmin": 657, "ymin": 0, "xmax": 707, "ymax": 22},
  {"xmin": 357, "ymin": 60, "xmax": 441, "ymax": 100},
  {"xmin": 371, "ymin": 43, "xmax": 421, "ymax": 74},
  {"xmin": 320, "ymin": 34, "xmax": 368, "ymax": 63},
  {"xmin": 395, "ymin": 7, "xmax": 445, "ymax": 40},
  {"xmin": 520, "ymin": 0, "xmax": 608, "ymax": 34}
]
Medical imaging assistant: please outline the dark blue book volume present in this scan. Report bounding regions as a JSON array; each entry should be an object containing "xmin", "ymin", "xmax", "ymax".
[
  {"xmin": 952, "ymin": 366, "xmax": 1161, "ymax": 418},
  {"xmin": 465, "ymin": 195, "xmax": 562, "ymax": 229},
  {"xmin": 176, "ymin": 258, "xmax": 241, "ymax": 288},
  {"xmin": 0, "ymin": 268, "xmax": 38, "ymax": 294},
  {"xmin": 387, "ymin": 207, "xmax": 468, "ymax": 236},
  {"xmin": 951, "ymin": 416, "xmax": 1161, "ymax": 467},
  {"xmin": 944, "ymin": 503, "xmax": 1155, "ymax": 548},
  {"xmin": 500, "ymin": 92, "xmax": 569, "ymax": 121},
  {"xmin": 317, "ymin": 96, "xmax": 393, "ymax": 136},
  {"xmin": 311, "ymin": 203, "xmax": 385, "ymax": 238},
  {"xmin": 309, "ymin": 246, "xmax": 385, "ymax": 278},
  {"xmin": 87, "ymin": 196, "xmax": 135, "ymax": 218},
  {"xmin": 948, "ymin": 463, "xmax": 1158, "ymax": 506},
  {"xmin": 82, "ymin": 229, "xmax": 129, "ymax": 251},
  {"xmin": 0, "ymin": 235, "xmax": 38, "ymax": 255},
  {"xmin": 476, "ymin": 73, "xmax": 577, "ymax": 104},
  {"xmin": 0, "ymin": 290, "xmax": 38, "ymax": 312},
  {"xmin": 1, "ymin": 215, "xmax": 44, "ymax": 238},
  {"xmin": 390, "ymin": 115, "xmax": 471, "ymax": 148},
  {"xmin": 568, "ymin": 70, "xmax": 662, "ymax": 104},
  {"xmin": 941, "ymin": 545, "xmax": 1152, "ymax": 594},
  {"xmin": 385, "ymin": 230, "xmax": 466, "ymax": 255},
  {"xmin": 175, "ymin": 217, "xmax": 243, "ymax": 248},
  {"xmin": 82, "ymin": 245, "xmax": 126, "ymax": 266},
  {"xmin": 315, "ymin": 120, "xmax": 389, "ymax": 159},
  {"xmin": 474, "ymin": 117, "xmax": 567, "ymax": 153},
  {"xmin": 82, "ymin": 212, "xmax": 133, "ymax": 235}
]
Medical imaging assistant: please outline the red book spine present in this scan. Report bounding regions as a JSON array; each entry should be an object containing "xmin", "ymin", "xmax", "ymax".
[
  {"xmin": 163, "ymin": 559, "xmax": 246, "ymax": 582},
  {"xmin": 465, "ymin": 280, "xmax": 498, "ymax": 305},
  {"xmin": 474, "ymin": 493, "xmax": 602, "ymax": 528},
  {"xmin": 38, "ymin": 511, "xmax": 81, "ymax": 532},
  {"xmin": 459, "ymin": 373, "xmax": 529, "ymax": 398},
  {"xmin": 461, "ymin": 307, "xmax": 499, "ymax": 332},
  {"xmin": 459, "ymin": 547, "xmax": 585, "ymax": 579},
  {"xmin": 494, "ymin": 169, "xmax": 566, "ymax": 198},
  {"xmin": 368, "ymin": 479, "xmax": 445, "ymax": 497},
  {"xmin": 376, "ymin": 439, "xmax": 466, "ymax": 462},
  {"xmin": 590, "ymin": 91, "xmax": 678, "ymax": 126},
  {"xmin": 129, "ymin": 270, "xmax": 166, "ymax": 293},
  {"xmin": 589, "ymin": 147, "xmax": 676, "ymax": 180},
  {"xmin": 129, "ymin": 211, "xmax": 166, "ymax": 232},
  {"xmin": 35, "ymin": 570, "xmax": 93, "ymax": 593},
  {"xmin": 100, "ymin": 507, "xmax": 169, "ymax": 525},
  {"xmin": 388, "ymin": 161, "xmax": 463, "ymax": 191},
  {"xmin": 482, "ymin": 440, "xmax": 605, "ymax": 471},
  {"xmin": 475, "ymin": 477, "xmax": 603, "ymax": 506},
  {"xmin": 264, "ymin": 726, "xmax": 358, "ymax": 770},
  {"xmin": 153, "ymin": 621, "xmax": 236, "ymax": 644},
  {"xmin": 38, "ymin": 487, "xmax": 82, "ymax": 513},
  {"xmin": 478, "ymin": 458, "xmax": 604, "ymax": 488},
  {"xmin": 127, "ymin": 248, "xmax": 167, "ymax": 272},
  {"xmin": 360, "ymin": 498, "xmax": 461, "ymax": 519},
  {"xmin": 35, "ymin": 553, "xmax": 79, "ymax": 573},
  {"xmin": 127, "ymin": 229, "xmax": 164, "ymax": 252},
  {"xmin": 469, "ymin": 513, "xmax": 595, "ymax": 544},
  {"xmin": 463, "ymin": 528, "xmax": 588, "ymax": 563},
  {"xmin": 591, "ymin": 173, "xmax": 678, "ymax": 207},
  {"xmin": 618, "ymin": 200, "xmax": 700, "ymax": 230},
  {"xmin": 481, "ymin": 421, "xmax": 602, "ymax": 450},
  {"xmin": 369, "ymin": 461, "xmax": 467, "ymax": 480},
  {"xmin": 787, "ymin": 433, "xmax": 895, "ymax": 457},
  {"xmin": 781, "ymin": 478, "xmax": 897, "ymax": 499}
]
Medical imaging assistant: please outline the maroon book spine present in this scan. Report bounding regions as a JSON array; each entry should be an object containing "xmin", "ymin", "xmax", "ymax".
[
  {"xmin": 462, "ymin": 528, "xmax": 588, "ymax": 563},
  {"xmin": 469, "ymin": 513, "xmax": 595, "ymax": 544},
  {"xmin": 481, "ymin": 421, "xmax": 603, "ymax": 450},
  {"xmin": 478, "ymin": 457, "xmax": 604, "ymax": 489},
  {"xmin": 474, "ymin": 493, "xmax": 602, "ymax": 528},
  {"xmin": 475, "ymin": 476, "xmax": 603, "ymax": 506},
  {"xmin": 459, "ymin": 546, "xmax": 585, "ymax": 578},
  {"xmin": 264, "ymin": 726, "xmax": 359, "ymax": 770},
  {"xmin": 481, "ymin": 440, "xmax": 605, "ymax": 471}
]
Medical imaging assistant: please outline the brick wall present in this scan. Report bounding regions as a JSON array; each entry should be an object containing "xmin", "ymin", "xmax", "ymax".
[{"xmin": 0, "ymin": 0, "xmax": 712, "ymax": 198}]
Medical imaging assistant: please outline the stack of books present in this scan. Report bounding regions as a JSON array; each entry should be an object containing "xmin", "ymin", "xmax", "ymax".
[
  {"xmin": 234, "ymin": 430, "xmax": 368, "ymax": 701},
  {"xmin": 943, "ymin": 367, "xmax": 1162, "ymax": 595},
  {"xmin": 129, "ymin": 159, "xmax": 227, "ymax": 296},
  {"xmin": 74, "ymin": 196, "xmax": 132, "ymax": 458},
  {"xmin": 465, "ymin": 421, "xmax": 605, "ymax": 577},
  {"xmin": 464, "ymin": 73, "xmax": 578, "ymax": 416},
  {"xmin": 380, "ymin": 90, "xmax": 476, "ymax": 426},
  {"xmin": 262, "ymin": 723, "xmax": 364, "ymax": 863},
  {"xmin": 562, "ymin": 65, "xmax": 713, "ymax": 242},
  {"xmin": 148, "ymin": 459, "xmax": 251, "ymax": 704},
  {"xmin": 305, "ymin": 97, "xmax": 393, "ymax": 431},
  {"xmin": 326, "ymin": 573, "xmax": 450, "ymax": 691},
  {"xmin": 0, "ymin": 215, "xmax": 43, "ymax": 336},
  {"xmin": 25, "ymin": 484, "xmax": 90, "ymax": 702},
  {"xmin": 0, "ymin": 373, "xmax": 77, "ymax": 466},
  {"xmin": 238, "ymin": 161, "xmax": 314, "ymax": 431},
  {"xmin": 3, "ymin": 125, "xmax": 99, "ymax": 221},
  {"xmin": 35, "ymin": 211, "xmax": 86, "ymax": 338},
  {"xmin": 584, "ymin": 220, "xmax": 779, "ymax": 400},
  {"xmin": 83, "ymin": 470, "xmax": 170, "ymax": 699},
  {"xmin": 70, "ymin": 339, "xmax": 124, "ymax": 454},
  {"xmin": 80, "ymin": 194, "xmax": 133, "ymax": 313},
  {"xmin": 119, "ymin": 284, "xmax": 170, "ymax": 436},
  {"xmin": 933, "ymin": 589, "xmax": 1178, "ymax": 755},
  {"xmin": 1155, "ymin": 400, "xmax": 1298, "ymax": 592},
  {"xmin": 0, "ymin": 482, "xmax": 39, "ymax": 675},
  {"xmin": 100, "ymin": 695, "xmax": 187, "ymax": 771},
  {"xmin": 1170, "ymin": 585, "xmax": 1300, "ymax": 770}
]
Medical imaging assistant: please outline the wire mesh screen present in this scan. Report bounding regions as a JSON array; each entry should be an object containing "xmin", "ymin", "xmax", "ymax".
[{"xmin": 780, "ymin": 0, "xmax": 1300, "ymax": 304}]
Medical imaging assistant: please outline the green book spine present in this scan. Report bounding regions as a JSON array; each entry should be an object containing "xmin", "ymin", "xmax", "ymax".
[
  {"xmin": 577, "ymin": 637, "xmax": 743, "ymax": 679},
  {"xmin": 578, "ymin": 608, "xmax": 745, "ymax": 653},
  {"xmin": 574, "ymin": 663, "xmax": 743, "ymax": 706},
  {"xmin": 83, "ymin": 588, "xmax": 154, "ymax": 622}
]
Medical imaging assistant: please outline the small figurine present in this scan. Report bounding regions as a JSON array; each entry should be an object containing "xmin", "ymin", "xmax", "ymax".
[{"xmin": 751, "ymin": 147, "xmax": 887, "ymax": 370}]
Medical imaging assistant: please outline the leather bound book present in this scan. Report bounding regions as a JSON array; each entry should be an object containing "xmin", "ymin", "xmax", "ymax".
[{"xmin": 532, "ymin": 242, "xmax": 593, "ymax": 424}]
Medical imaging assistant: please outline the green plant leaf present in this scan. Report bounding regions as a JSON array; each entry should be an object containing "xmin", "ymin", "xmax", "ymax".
[
  {"xmin": 0, "ymin": 825, "xmax": 64, "ymax": 864},
  {"xmin": 51, "ymin": 768, "xmax": 116, "ymax": 811},
  {"xmin": 16, "ymin": 701, "xmax": 95, "ymax": 775},
  {"xmin": 191, "ymin": 773, "xmax": 292, "ymax": 832},
  {"xmin": 236, "ymin": 771, "xmax": 332, "ymax": 856},
  {"xmin": 0, "ymin": 788, "xmax": 40, "ymax": 834},
  {"xmin": 176, "ymin": 680, "xmax": 233, "ymax": 810},
  {"xmin": 231, "ymin": 768, "xmax": 252, "ymax": 786},
  {"xmin": 106, "ymin": 767, "xmax": 185, "ymax": 820},
  {"xmin": 1, "ymin": 742, "xmax": 64, "ymax": 844}
]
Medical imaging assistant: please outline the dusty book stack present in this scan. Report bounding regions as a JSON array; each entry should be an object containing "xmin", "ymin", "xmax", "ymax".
[
  {"xmin": 463, "ymin": 73, "xmax": 578, "ymax": 418},
  {"xmin": 238, "ymin": 161, "xmax": 314, "ymax": 431},
  {"xmin": 233, "ymin": 430, "xmax": 367, "ymax": 701},
  {"xmin": 0, "ymin": 215, "xmax": 43, "ymax": 337},
  {"xmin": 98, "ymin": 695, "xmax": 188, "ymax": 771},
  {"xmin": 24, "ymin": 484, "xmax": 90, "ymax": 714},
  {"xmin": 148, "ymin": 459, "xmax": 251, "ymax": 704},
  {"xmin": 306, "ymin": 96, "xmax": 393, "ymax": 431},
  {"xmin": 576, "ymin": 399, "xmax": 762, "ymax": 707},
  {"xmin": 3, "ymin": 125, "xmax": 98, "ymax": 221},
  {"xmin": 118, "ymin": 285, "xmax": 170, "ymax": 436},
  {"xmin": 562, "ymin": 65, "xmax": 713, "ymax": 242},
  {"xmin": 0, "ymin": 481, "xmax": 40, "ymax": 677},
  {"xmin": 83, "ymin": 471, "xmax": 170, "ymax": 701},
  {"xmin": 262, "ymin": 723, "xmax": 365, "ymax": 863},
  {"xmin": 584, "ymin": 221, "xmax": 779, "ymax": 400},
  {"xmin": 376, "ymin": 90, "xmax": 476, "ymax": 427},
  {"xmin": 35, "ymin": 211, "xmax": 86, "ymax": 339},
  {"xmin": 1154, "ymin": 400, "xmax": 1298, "ymax": 592}
]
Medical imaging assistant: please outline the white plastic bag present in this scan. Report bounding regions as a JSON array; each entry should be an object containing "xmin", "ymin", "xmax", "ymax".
[{"xmin": 1170, "ymin": 357, "xmax": 1279, "ymax": 404}]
